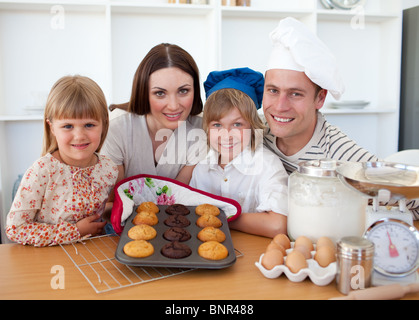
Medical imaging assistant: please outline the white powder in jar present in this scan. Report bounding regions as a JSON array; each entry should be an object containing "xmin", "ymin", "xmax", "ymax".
[{"xmin": 288, "ymin": 174, "xmax": 367, "ymax": 243}]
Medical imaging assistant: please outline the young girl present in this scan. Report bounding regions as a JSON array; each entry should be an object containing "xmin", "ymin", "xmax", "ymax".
[
  {"xmin": 6, "ymin": 75, "xmax": 118, "ymax": 246},
  {"xmin": 190, "ymin": 68, "xmax": 289, "ymax": 238}
]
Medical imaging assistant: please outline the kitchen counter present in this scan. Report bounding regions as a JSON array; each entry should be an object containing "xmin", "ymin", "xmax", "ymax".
[{"xmin": 1, "ymin": 226, "xmax": 418, "ymax": 301}]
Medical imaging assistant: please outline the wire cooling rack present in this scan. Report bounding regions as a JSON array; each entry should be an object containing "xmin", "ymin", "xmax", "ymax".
[
  {"xmin": 60, "ymin": 234, "xmax": 243, "ymax": 294},
  {"xmin": 60, "ymin": 234, "xmax": 194, "ymax": 294}
]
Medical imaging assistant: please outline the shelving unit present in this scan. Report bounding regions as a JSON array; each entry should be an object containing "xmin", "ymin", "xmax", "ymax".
[{"xmin": 0, "ymin": 0, "xmax": 404, "ymax": 243}]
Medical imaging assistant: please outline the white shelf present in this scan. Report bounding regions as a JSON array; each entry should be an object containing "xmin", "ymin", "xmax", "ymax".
[
  {"xmin": 221, "ymin": 6, "xmax": 313, "ymax": 18},
  {"xmin": 322, "ymin": 108, "xmax": 397, "ymax": 115},
  {"xmin": 317, "ymin": 10, "xmax": 400, "ymax": 22},
  {"xmin": 0, "ymin": 1, "xmax": 108, "ymax": 12},
  {"xmin": 110, "ymin": 2, "xmax": 214, "ymax": 15},
  {"xmin": 0, "ymin": 114, "xmax": 43, "ymax": 121}
]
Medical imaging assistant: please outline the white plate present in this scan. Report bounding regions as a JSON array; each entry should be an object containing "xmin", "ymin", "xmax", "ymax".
[
  {"xmin": 320, "ymin": 0, "xmax": 334, "ymax": 9},
  {"xmin": 24, "ymin": 106, "xmax": 45, "ymax": 114},
  {"xmin": 330, "ymin": 100, "xmax": 370, "ymax": 109},
  {"xmin": 329, "ymin": 0, "xmax": 365, "ymax": 10},
  {"xmin": 255, "ymin": 246, "xmax": 337, "ymax": 286}
]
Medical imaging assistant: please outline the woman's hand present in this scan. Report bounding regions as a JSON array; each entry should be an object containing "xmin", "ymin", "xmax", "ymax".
[{"xmin": 176, "ymin": 165, "xmax": 196, "ymax": 185}]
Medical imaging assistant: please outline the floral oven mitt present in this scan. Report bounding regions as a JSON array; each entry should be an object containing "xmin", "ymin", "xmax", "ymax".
[{"xmin": 111, "ymin": 174, "xmax": 241, "ymax": 234}]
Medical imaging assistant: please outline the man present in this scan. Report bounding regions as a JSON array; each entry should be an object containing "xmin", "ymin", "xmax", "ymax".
[
  {"xmin": 262, "ymin": 17, "xmax": 377, "ymax": 175},
  {"xmin": 262, "ymin": 17, "xmax": 419, "ymax": 220}
]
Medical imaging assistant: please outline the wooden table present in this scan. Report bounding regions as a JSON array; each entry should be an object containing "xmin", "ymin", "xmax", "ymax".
[{"xmin": 1, "ymin": 228, "xmax": 418, "ymax": 301}]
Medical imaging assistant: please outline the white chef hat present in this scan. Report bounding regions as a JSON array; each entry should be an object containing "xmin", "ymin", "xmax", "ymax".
[{"xmin": 267, "ymin": 17, "xmax": 345, "ymax": 100}]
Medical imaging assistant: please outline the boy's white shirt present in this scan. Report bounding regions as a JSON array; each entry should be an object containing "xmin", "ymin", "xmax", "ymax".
[{"xmin": 190, "ymin": 142, "xmax": 289, "ymax": 215}]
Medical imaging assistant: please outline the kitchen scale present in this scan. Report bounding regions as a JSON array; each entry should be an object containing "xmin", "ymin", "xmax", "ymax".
[{"xmin": 337, "ymin": 161, "xmax": 419, "ymax": 285}]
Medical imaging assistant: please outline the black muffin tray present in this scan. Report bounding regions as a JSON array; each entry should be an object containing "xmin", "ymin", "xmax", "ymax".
[{"xmin": 115, "ymin": 205, "xmax": 237, "ymax": 269}]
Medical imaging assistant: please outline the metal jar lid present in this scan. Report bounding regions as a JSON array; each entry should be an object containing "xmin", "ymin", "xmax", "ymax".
[
  {"xmin": 297, "ymin": 159, "xmax": 339, "ymax": 178},
  {"xmin": 337, "ymin": 236, "xmax": 375, "ymax": 260}
]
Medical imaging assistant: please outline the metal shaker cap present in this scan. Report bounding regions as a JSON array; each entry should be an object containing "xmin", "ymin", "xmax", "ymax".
[
  {"xmin": 337, "ymin": 236, "xmax": 375, "ymax": 260},
  {"xmin": 297, "ymin": 159, "xmax": 339, "ymax": 178}
]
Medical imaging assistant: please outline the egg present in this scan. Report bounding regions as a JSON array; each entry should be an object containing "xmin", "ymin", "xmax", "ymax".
[
  {"xmin": 266, "ymin": 241, "xmax": 287, "ymax": 256},
  {"xmin": 285, "ymin": 250, "xmax": 308, "ymax": 273},
  {"xmin": 294, "ymin": 236, "xmax": 314, "ymax": 251},
  {"xmin": 273, "ymin": 233, "xmax": 291, "ymax": 250},
  {"xmin": 314, "ymin": 246, "xmax": 336, "ymax": 267},
  {"xmin": 293, "ymin": 245, "xmax": 312, "ymax": 259},
  {"xmin": 316, "ymin": 237, "xmax": 335, "ymax": 251},
  {"xmin": 261, "ymin": 249, "xmax": 284, "ymax": 270}
]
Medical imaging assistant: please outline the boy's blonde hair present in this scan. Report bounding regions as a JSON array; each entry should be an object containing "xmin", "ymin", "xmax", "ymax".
[
  {"xmin": 203, "ymin": 88, "xmax": 265, "ymax": 151},
  {"xmin": 42, "ymin": 75, "xmax": 109, "ymax": 156}
]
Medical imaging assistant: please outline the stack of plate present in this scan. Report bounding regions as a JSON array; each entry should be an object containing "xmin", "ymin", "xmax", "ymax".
[
  {"xmin": 330, "ymin": 100, "xmax": 370, "ymax": 109},
  {"xmin": 320, "ymin": 0, "xmax": 365, "ymax": 10}
]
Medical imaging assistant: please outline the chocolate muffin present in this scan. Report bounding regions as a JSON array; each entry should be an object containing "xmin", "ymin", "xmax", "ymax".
[
  {"xmin": 161, "ymin": 241, "xmax": 192, "ymax": 259},
  {"xmin": 164, "ymin": 214, "xmax": 191, "ymax": 228},
  {"xmin": 165, "ymin": 204, "xmax": 190, "ymax": 216},
  {"xmin": 163, "ymin": 227, "xmax": 191, "ymax": 242}
]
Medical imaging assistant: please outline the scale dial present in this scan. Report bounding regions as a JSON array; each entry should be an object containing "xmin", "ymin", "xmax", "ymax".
[{"xmin": 365, "ymin": 218, "xmax": 419, "ymax": 277}]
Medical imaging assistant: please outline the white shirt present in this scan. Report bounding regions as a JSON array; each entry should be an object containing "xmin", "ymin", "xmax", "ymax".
[
  {"xmin": 190, "ymin": 143, "xmax": 289, "ymax": 215},
  {"xmin": 101, "ymin": 112, "xmax": 205, "ymax": 179}
]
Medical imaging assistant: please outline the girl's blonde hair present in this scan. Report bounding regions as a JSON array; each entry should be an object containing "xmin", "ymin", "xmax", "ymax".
[
  {"xmin": 42, "ymin": 75, "xmax": 109, "ymax": 156},
  {"xmin": 202, "ymin": 88, "xmax": 265, "ymax": 151}
]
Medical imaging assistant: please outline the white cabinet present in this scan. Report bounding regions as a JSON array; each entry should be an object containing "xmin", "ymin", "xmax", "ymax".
[{"xmin": 0, "ymin": 0, "xmax": 403, "ymax": 242}]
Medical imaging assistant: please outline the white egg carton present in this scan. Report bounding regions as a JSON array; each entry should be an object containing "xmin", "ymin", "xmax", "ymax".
[{"xmin": 255, "ymin": 246, "xmax": 337, "ymax": 286}]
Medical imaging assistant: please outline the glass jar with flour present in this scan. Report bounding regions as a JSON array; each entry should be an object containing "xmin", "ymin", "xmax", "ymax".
[{"xmin": 288, "ymin": 159, "xmax": 368, "ymax": 243}]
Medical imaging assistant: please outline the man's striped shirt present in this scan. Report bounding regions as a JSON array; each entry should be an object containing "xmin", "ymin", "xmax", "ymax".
[{"xmin": 263, "ymin": 112, "xmax": 419, "ymax": 219}]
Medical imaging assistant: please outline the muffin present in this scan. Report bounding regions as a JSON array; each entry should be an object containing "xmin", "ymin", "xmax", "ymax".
[
  {"xmin": 137, "ymin": 201, "xmax": 159, "ymax": 214},
  {"xmin": 198, "ymin": 241, "xmax": 228, "ymax": 260},
  {"xmin": 196, "ymin": 214, "xmax": 222, "ymax": 228},
  {"xmin": 195, "ymin": 204, "xmax": 220, "ymax": 216},
  {"xmin": 123, "ymin": 240, "xmax": 154, "ymax": 258},
  {"xmin": 161, "ymin": 241, "xmax": 192, "ymax": 259},
  {"xmin": 164, "ymin": 214, "xmax": 191, "ymax": 228},
  {"xmin": 197, "ymin": 227, "xmax": 226, "ymax": 242},
  {"xmin": 163, "ymin": 227, "xmax": 191, "ymax": 242},
  {"xmin": 132, "ymin": 211, "xmax": 158, "ymax": 226},
  {"xmin": 165, "ymin": 204, "xmax": 190, "ymax": 215},
  {"xmin": 127, "ymin": 224, "xmax": 157, "ymax": 241}
]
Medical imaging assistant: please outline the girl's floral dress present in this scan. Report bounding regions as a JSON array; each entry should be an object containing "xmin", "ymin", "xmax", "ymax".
[{"xmin": 6, "ymin": 153, "xmax": 118, "ymax": 247}]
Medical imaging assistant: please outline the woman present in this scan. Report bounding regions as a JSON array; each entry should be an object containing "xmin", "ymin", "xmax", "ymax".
[{"xmin": 101, "ymin": 43, "xmax": 205, "ymax": 187}]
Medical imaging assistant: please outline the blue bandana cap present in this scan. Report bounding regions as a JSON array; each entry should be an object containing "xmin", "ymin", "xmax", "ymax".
[{"xmin": 204, "ymin": 67, "xmax": 264, "ymax": 109}]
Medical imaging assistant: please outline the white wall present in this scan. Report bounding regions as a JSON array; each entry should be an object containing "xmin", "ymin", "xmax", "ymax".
[{"xmin": 403, "ymin": 0, "xmax": 419, "ymax": 9}]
